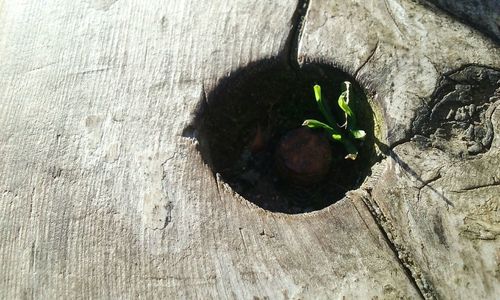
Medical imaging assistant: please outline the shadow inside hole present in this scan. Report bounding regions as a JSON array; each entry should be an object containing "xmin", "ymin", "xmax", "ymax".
[{"xmin": 193, "ymin": 60, "xmax": 378, "ymax": 214}]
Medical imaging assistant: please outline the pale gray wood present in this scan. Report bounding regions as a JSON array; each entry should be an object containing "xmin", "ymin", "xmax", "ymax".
[
  {"xmin": 0, "ymin": 0, "xmax": 421, "ymax": 299},
  {"xmin": 300, "ymin": 0, "xmax": 500, "ymax": 299},
  {"xmin": 364, "ymin": 133, "xmax": 500, "ymax": 300},
  {"xmin": 299, "ymin": 0, "xmax": 499, "ymax": 145},
  {"xmin": 424, "ymin": 0, "xmax": 500, "ymax": 43}
]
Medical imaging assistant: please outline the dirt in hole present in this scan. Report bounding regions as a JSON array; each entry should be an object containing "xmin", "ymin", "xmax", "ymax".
[{"xmin": 192, "ymin": 61, "xmax": 379, "ymax": 214}]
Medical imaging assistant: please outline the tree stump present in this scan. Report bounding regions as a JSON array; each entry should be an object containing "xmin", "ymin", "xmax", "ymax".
[{"xmin": 0, "ymin": 0, "xmax": 498, "ymax": 299}]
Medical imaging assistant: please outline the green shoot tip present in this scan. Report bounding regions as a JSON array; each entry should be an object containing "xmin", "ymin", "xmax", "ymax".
[{"xmin": 313, "ymin": 85, "xmax": 322, "ymax": 101}]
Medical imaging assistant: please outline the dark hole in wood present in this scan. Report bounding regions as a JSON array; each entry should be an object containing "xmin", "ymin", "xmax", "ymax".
[{"xmin": 191, "ymin": 60, "xmax": 378, "ymax": 214}]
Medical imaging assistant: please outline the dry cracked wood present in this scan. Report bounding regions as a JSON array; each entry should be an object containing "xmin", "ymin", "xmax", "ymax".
[
  {"xmin": 300, "ymin": 0, "xmax": 499, "ymax": 145},
  {"xmin": 300, "ymin": 0, "xmax": 500, "ymax": 298},
  {"xmin": 0, "ymin": 0, "xmax": 420, "ymax": 299}
]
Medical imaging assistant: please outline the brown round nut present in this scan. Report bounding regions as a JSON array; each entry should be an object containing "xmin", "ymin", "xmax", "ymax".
[{"xmin": 275, "ymin": 127, "xmax": 332, "ymax": 185}]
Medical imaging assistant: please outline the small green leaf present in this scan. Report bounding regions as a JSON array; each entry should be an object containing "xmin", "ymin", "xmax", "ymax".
[
  {"xmin": 304, "ymin": 82, "xmax": 363, "ymax": 161},
  {"xmin": 313, "ymin": 85, "xmax": 322, "ymax": 101},
  {"xmin": 303, "ymin": 120, "xmax": 358, "ymax": 160},
  {"xmin": 338, "ymin": 92, "xmax": 354, "ymax": 118},
  {"xmin": 302, "ymin": 119, "xmax": 332, "ymax": 130},
  {"xmin": 313, "ymin": 85, "xmax": 336, "ymax": 127},
  {"xmin": 339, "ymin": 81, "xmax": 366, "ymax": 141},
  {"xmin": 303, "ymin": 119, "xmax": 341, "ymax": 136},
  {"xmin": 331, "ymin": 133, "xmax": 342, "ymax": 141},
  {"xmin": 350, "ymin": 129, "xmax": 366, "ymax": 140}
]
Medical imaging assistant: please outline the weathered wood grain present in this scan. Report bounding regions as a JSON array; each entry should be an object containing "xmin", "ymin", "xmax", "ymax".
[
  {"xmin": 0, "ymin": 0, "xmax": 423, "ymax": 299},
  {"xmin": 300, "ymin": 0, "xmax": 500, "ymax": 298},
  {"xmin": 299, "ymin": 0, "xmax": 499, "ymax": 145},
  {"xmin": 423, "ymin": 0, "xmax": 500, "ymax": 43}
]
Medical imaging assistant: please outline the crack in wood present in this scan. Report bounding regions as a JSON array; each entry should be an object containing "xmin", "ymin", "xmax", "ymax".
[
  {"xmin": 238, "ymin": 227, "xmax": 248, "ymax": 252},
  {"xmin": 25, "ymin": 62, "xmax": 58, "ymax": 74},
  {"xmin": 30, "ymin": 240, "xmax": 36, "ymax": 300},
  {"xmin": 354, "ymin": 40, "xmax": 380, "ymax": 79},
  {"xmin": 88, "ymin": 0, "xmax": 119, "ymax": 11},
  {"xmin": 212, "ymin": 172, "xmax": 224, "ymax": 204},
  {"xmin": 416, "ymin": 167, "xmax": 443, "ymax": 204},
  {"xmin": 360, "ymin": 190, "xmax": 434, "ymax": 300},
  {"xmin": 348, "ymin": 198, "xmax": 379, "ymax": 244},
  {"xmin": 452, "ymin": 181, "xmax": 500, "ymax": 193},
  {"xmin": 383, "ymin": 0, "xmax": 406, "ymax": 39},
  {"xmin": 160, "ymin": 156, "xmax": 176, "ymax": 228},
  {"xmin": 285, "ymin": 0, "xmax": 310, "ymax": 70},
  {"xmin": 70, "ymin": 66, "xmax": 113, "ymax": 76},
  {"xmin": 383, "ymin": 145, "xmax": 453, "ymax": 207}
]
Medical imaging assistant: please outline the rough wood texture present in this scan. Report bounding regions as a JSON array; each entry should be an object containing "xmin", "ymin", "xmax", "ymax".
[
  {"xmin": 0, "ymin": 0, "xmax": 419, "ymax": 299},
  {"xmin": 0, "ymin": 0, "xmax": 498, "ymax": 299},
  {"xmin": 423, "ymin": 0, "xmax": 500, "ymax": 43},
  {"xmin": 299, "ymin": 0, "xmax": 499, "ymax": 145},
  {"xmin": 300, "ymin": 0, "xmax": 500, "ymax": 298}
]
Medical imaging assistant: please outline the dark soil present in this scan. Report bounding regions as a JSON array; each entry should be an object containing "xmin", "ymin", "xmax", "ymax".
[{"xmin": 190, "ymin": 61, "xmax": 378, "ymax": 214}]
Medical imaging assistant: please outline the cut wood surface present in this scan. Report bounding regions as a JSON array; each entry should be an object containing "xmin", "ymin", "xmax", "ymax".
[
  {"xmin": 424, "ymin": 0, "xmax": 500, "ymax": 43},
  {"xmin": 300, "ymin": 0, "xmax": 500, "ymax": 298},
  {"xmin": 0, "ymin": 0, "xmax": 498, "ymax": 299}
]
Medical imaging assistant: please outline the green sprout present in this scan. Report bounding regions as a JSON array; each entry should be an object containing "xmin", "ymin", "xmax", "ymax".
[{"xmin": 302, "ymin": 82, "xmax": 365, "ymax": 160}]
